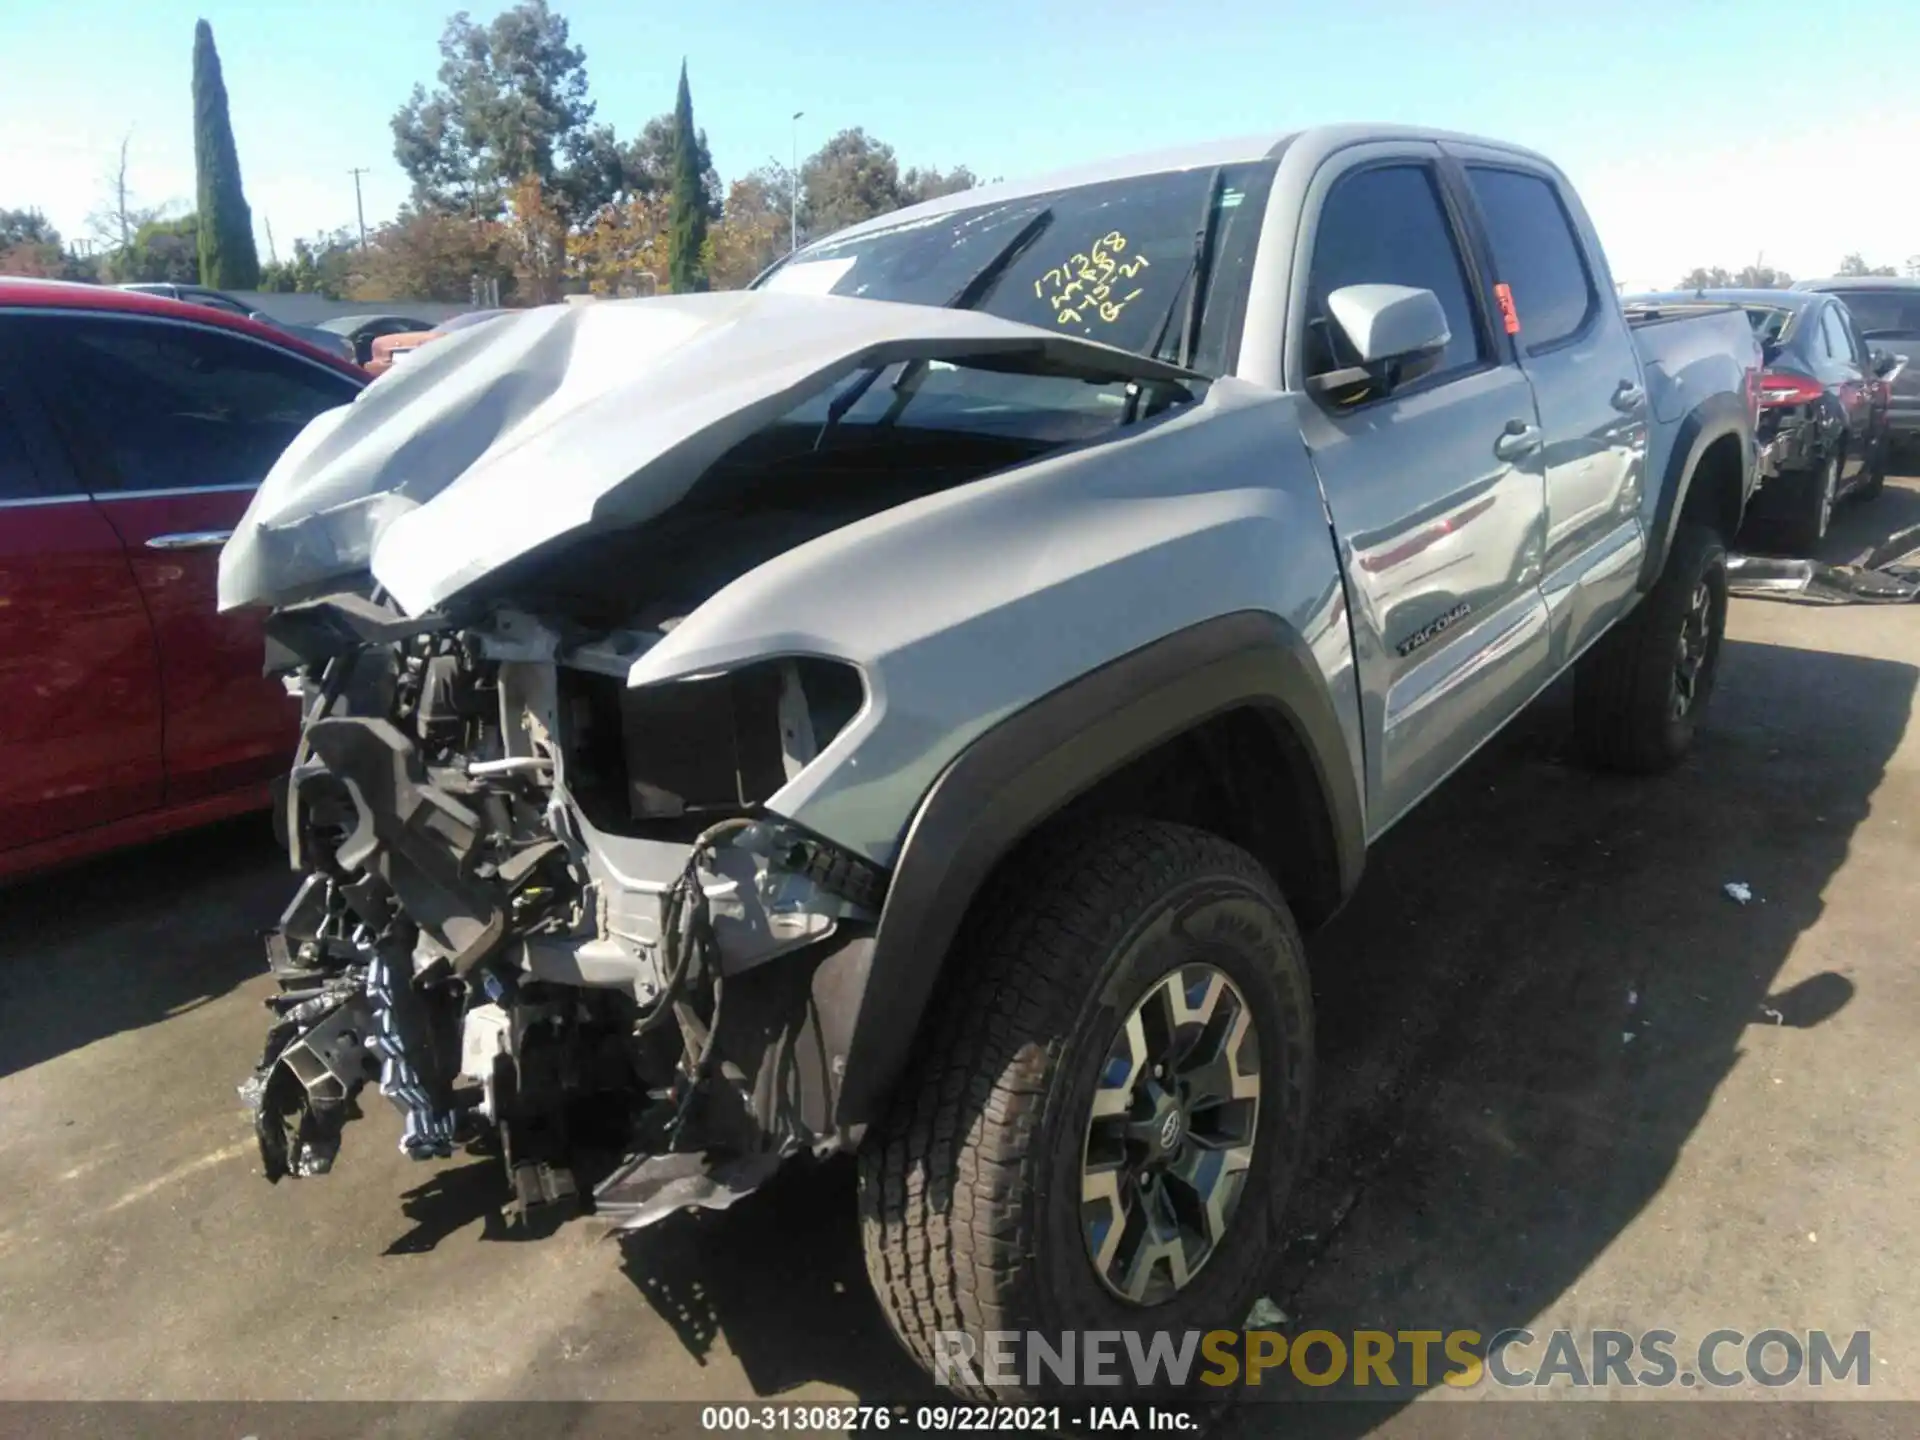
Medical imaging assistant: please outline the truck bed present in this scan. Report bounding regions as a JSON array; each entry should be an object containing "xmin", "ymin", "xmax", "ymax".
[{"xmin": 1623, "ymin": 301, "xmax": 1762, "ymax": 506}]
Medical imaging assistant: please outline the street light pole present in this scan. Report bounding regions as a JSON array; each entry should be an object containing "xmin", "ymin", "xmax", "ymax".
[
  {"xmin": 348, "ymin": 167, "xmax": 370, "ymax": 250},
  {"xmin": 790, "ymin": 111, "xmax": 804, "ymax": 254}
]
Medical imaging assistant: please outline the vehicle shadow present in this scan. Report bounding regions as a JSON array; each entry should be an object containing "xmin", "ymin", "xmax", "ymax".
[
  {"xmin": 1225, "ymin": 633, "xmax": 1911, "ymax": 1434},
  {"xmin": 614, "ymin": 1155, "xmax": 945, "ymax": 1404},
  {"xmin": 0, "ymin": 814, "xmax": 285, "ymax": 1079},
  {"xmin": 603, "ymin": 633, "xmax": 1911, "ymax": 1428}
]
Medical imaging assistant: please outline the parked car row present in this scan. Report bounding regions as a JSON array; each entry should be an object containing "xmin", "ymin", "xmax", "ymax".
[{"xmin": 1626, "ymin": 278, "xmax": 1914, "ymax": 551}]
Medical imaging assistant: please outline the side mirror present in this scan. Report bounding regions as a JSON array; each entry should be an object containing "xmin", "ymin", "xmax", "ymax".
[
  {"xmin": 1311, "ymin": 284, "xmax": 1451, "ymax": 401},
  {"xmin": 1871, "ymin": 349, "xmax": 1904, "ymax": 379},
  {"xmin": 1762, "ymin": 339, "xmax": 1785, "ymax": 366}
]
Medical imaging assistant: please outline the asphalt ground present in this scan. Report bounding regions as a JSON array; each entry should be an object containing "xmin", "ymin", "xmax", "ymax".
[{"xmin": 3, "ymin": 480, "xmax": 1917, "ymax": 1438}]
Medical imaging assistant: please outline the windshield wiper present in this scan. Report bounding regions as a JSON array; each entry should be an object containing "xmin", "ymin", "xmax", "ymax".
[
  {"xmin": 1144, "ymin": 167, "xmax": 1226, "ymax": 373},
  {"xmin": 814, "ymin": 207, "xmax": 1061, "ymax": 448},
  {"xmin": 1126, "ymin": 169, "xmax": 1226, "ymax": 424}
]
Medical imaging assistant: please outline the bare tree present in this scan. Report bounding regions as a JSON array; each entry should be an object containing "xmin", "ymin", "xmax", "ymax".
[{"xmin": 86, "ymin": 132, "xmax": 162, "ymax": 277}]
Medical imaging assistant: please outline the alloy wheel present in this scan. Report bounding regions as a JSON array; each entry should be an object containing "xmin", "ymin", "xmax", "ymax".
[
  {"xmin": 1672, "ymin": 577, "xmax": 1715, "ymax": 719},
  {"xmin": 1080, "ymin": 963, "xmax": 1260, "ymax": 1305}
]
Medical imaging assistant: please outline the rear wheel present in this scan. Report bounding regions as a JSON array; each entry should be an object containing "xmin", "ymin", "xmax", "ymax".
[
  {"xmin": 1782, "ymin": 449, "xmax": 1841, "ymax": 553},
  {"xmin": 858, "ymin": 819, "xmax": 1313, "ymax": 1405},
  {"xmin": 1858, "ymin": 435, "xmax": 1888, "ymax": 501},
  {"xmin": 1573, "ymin": 523, "xmax": 1728, "ymax": 774}
]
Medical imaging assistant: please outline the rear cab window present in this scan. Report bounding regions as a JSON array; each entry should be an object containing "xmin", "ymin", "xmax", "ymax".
[
  {"xmin": 1463, "ymin": 166, "xmax": 1597, "ymax": 351},
  {"xmin": 1302, "ymin": 163, "xmax": 1488, "ymax": 384}
]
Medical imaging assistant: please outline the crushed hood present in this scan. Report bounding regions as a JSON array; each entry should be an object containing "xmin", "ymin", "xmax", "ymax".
[{"xmin": 218, "ymin": 291, "xmax": 1198, "ymax": 616}]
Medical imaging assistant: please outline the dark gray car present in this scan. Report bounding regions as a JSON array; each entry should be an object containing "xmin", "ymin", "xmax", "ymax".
[{"xmin": 1794, "ymin": 276, "xmax": 1920, "ymax": 451}]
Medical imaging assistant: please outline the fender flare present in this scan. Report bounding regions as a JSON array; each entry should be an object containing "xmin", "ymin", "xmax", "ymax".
[
  {"xmin": 1639, "ymin": 391, "xmax": 1755, "ymax": 591},
  {"xmin": 830, "ymin": 609, "xmax": 1365, "ymax": 1130}
]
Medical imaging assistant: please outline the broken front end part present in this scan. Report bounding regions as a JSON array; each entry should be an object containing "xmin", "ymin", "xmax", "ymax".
[{"xmin": 240, "ymin": 593, "xmax": 886, "ymax": 1234}]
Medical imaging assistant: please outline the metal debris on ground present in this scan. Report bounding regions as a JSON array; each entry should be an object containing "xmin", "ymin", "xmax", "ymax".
[
  {"xmin": 1723, "ymin": 882, "xmax": 1754, "ymax": 905},
  {"xmin": 1726, "ymin": 526, "xmax": 1920, "ymax": 605}
]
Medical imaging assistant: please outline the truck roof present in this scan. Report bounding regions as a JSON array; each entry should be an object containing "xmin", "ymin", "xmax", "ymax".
[{"xmin": 820, "ymin": 124, "xmax": 1561, "ymax": 245}]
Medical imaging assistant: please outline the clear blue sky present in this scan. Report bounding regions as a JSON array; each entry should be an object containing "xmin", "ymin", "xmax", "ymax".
[{"xmin": 6, "ymin": 0, "xmax": 1919, "ymax": 289}]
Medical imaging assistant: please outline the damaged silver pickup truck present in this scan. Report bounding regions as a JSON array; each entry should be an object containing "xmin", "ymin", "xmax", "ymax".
[{"xmin": 223, "ymin": 125, "xmax": 1761, "ymax": 1402}]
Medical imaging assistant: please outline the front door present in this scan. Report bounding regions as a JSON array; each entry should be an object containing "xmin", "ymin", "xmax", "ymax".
[
  {"xmin": 0, "ymin": 333, "xmax": 163, "ymax": 854},
  {"xmin": 22, "ymin": 312, "xmax": 360, "ymax": 804},
  {"xmin": 1289, "ymin": 146, "xmax": 1551, "ymax": 833}
]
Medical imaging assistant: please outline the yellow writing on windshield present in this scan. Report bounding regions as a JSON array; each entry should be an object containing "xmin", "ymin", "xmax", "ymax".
[{"xmin": 1033, "ymin": 230, "xmax": 1149, "ymax": 327}]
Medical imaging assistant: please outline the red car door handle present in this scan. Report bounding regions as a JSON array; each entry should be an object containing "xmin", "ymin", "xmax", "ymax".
[{"xmin": 145, "ymin": 530, "xmax": 234, "ymax": 551}]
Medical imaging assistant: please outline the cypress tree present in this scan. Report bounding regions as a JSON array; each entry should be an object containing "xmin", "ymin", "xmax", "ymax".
[
  {"xmin": 667, "ymin": 61, "xmax": 708, "ymax": 293},
  {"xmin": 192, "ymin": 19, "xmax": 261, "ymax": 289}
]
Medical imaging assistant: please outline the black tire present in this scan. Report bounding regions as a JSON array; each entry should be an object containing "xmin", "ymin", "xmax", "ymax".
[
  {"xmin": 1781, "ymin": 448, "xmax": 1841, "ymax": 553},
  {"xmin": 1573, "ymin": 522, "xmax": 1728, "ymax": 775},
  {"xmin": 858, "ymin": 818, "xmax": 1313, "ymax": 1406}
]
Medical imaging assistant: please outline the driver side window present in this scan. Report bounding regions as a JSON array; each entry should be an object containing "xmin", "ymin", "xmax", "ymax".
[{"xmin": 1305, "ymin": 164, "xmax": 1487, "ymax": 383}]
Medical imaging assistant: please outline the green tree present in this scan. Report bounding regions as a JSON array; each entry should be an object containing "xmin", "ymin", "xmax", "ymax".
[
  {"xmin": 121, "ymin": 214, "xmax": 202, "ymax": 284},
  {"xmin": 1678, "ymin": 266, "xmax": 1734, "ymax": 289},
  {"xmin": 800, "ymin": 128, "xmax": 909, "ymax": 236},
  {"xmin": 1838, "ymin": 253, "xmax": 1898, "ymax": 278},
  {"xmin": 901, "ymin": 164, "xmax": 978, "ymax": 206},
  {"xmin": 259, "ymin": 228, "xmax": 358, "ymax": 297},
  {"xmin": 192, "ymin": 20, "xmax": 260, "ymax": 288},
  {"xmin": 667, "ymin": 62, "xmax": 707, "ymax": 292},
  {"xmin": 627, "ymin": 111, "xmax": 719, "ymax": 218},
  {"xmin": 0, "ymin": 208, "xmax": 62, "ymax": 249},
  {"xmin": 392, "ymin": 2, "xmax": 635, "ymax": 226}
]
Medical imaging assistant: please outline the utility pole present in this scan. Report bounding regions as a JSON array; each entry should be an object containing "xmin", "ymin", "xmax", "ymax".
[
  {"xmin": 790, "ymin": 111, "xmax": 804, "ymax": 254},
  {"xmin": 265, "ymin": 215, "xmax": 278, "ymax": 266},
  {"xmin": 348, "ymin": 167, "xmax": 370, "ymax": 250}
]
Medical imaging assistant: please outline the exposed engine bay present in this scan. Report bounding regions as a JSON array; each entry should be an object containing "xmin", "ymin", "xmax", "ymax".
[{"xmin": 240, "ymin": 589, "xmax": 890, "ymax": 1233}]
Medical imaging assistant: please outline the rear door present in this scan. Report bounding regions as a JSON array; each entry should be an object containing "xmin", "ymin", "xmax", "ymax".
[
  {"xmin": 1452, "ymin": 156, "xmax": 1651, "ymax": 670},
  {"xmin": 1288, "ymin": 145, "xmax": 1552, "ymax": 833},
  {"xmin": 0, "ymin": 326, "xmax": 164, "ymax": 853},
  {"xmin": 1819, "ymin": 303, "xmax": 1871, "ymax": 479},
  {"xmin": 21, "ymin": 313, "xmax": 360, "ymax": 804}
]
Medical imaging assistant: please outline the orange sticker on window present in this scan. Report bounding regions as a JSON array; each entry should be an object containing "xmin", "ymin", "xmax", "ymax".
[{"xmin": 1494, "ymin": 283, "xmax": 1521, "ymax": 335}]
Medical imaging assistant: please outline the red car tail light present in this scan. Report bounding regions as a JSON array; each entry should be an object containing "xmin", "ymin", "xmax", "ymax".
[{"xmin": 1758, "ymin": 372, "xmax": 1823, "ymax": 407}]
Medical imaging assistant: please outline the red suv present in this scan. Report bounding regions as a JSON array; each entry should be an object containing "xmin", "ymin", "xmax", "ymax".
[{"xmin": 0, "ymin": 279, "xmax": 367, "ymax": 879}]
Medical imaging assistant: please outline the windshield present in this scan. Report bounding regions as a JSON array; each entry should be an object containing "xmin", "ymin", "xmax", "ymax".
[
  {"xmin": 1832, "ymin": 290, "xmax": 1920, "ymax": 338},
  {"xmin": 754, "ymin": 162, "xmax": 1276, "ymax": 380}
]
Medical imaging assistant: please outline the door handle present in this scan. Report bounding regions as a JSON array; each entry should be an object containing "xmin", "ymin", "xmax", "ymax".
[
  {"xmin": 145, "ymin": 529, "xmax": 234, "ymax": 551},
  {"xmin": 1612, "ymin": 380, "xmax": 1646, "ymax": 412},
  {"xmin": 1494, "ymin": 421, "xmax": 1542, "ymax": 462}
]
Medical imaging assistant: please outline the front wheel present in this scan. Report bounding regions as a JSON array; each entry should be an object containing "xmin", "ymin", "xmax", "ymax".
[
  {"xmin": 1573, "ymin": 523, "xmax": 1728, "ymax": 775},
  {"xmin": 858, "ymin": 819, "xmax": 1314, "ymax": 1405}
]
